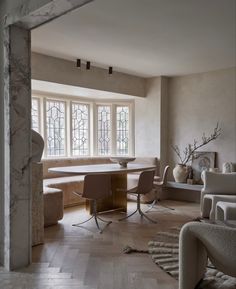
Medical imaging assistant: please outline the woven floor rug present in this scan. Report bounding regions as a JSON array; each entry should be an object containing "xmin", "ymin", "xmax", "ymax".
[{"xmin": 124, "ymin": 226, "xmax": 236, "ymax": 289}]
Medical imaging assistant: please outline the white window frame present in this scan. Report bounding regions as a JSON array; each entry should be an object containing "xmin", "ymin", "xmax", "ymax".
[
  {"xmin": 70, "ymin": 101, "xmax": 90, "ymax": 157},
  {"xmin": 115, "ymin": 104, "xmax": 133, "ymax": 156},
  {"xmin": 44, "ymin": 97, "xmax": 67, "ymax": 157},
  {"xmin": 95, "ymin": 103, "xmax": 113, "ymax": 156},
  {"xmin": 32, "ymin": 93, "xmax": 134, "ymax": 158}
]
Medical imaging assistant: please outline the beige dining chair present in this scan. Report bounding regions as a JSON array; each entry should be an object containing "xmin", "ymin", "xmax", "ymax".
[
  {"xmin": 119, "ymin": 169, "xmax": 157, "ymax": 223},
  {"xmin": 145, "ymin": 165, "xmax": 174, "ymax": 212},
  {"xmin": 73, "ymin": 174, "xmax": 112, "ymax": 233}
]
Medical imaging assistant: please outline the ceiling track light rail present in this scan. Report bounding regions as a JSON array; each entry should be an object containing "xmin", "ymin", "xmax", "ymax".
[{"xmin": 76, "ymin": 59, "xmax": 113, "ymax": 75}]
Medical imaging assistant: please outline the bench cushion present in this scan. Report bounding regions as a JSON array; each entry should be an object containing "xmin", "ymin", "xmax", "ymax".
[
  {"xmin": 43, "ymin": 175, "xmax": 84, "ymax": 186},
  {"xmin": 44, "ymin": 176, "xmax": 85, "ymax": 207},
  {"xmin": 44, "ymin": 187, "xmax": 63, "ymax": 226}
]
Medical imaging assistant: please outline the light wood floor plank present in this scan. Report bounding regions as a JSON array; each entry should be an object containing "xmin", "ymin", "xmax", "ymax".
[{"xmin": 0, "ymin": 200, "xmax": 200, "ymax": 289}]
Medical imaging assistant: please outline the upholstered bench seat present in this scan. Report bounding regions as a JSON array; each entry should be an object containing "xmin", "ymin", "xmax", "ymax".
[
  {"xmin": 43, "ymin": 175, "xmax": 85, "ymax": 186},
  {"xmin": 43, "ymin": 175, "xmax": 85, "ymax": 207},
  {"xmin": 43, "ymin": 187, "xmax": 64, "ymax": 226}
]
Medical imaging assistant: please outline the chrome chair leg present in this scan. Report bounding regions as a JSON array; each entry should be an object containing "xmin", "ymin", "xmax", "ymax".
[
  {"xmin": 145, "ymin": 199, "xmax": 157, "ymax": 212},
  {"xmin": 119, "ymin": 194, "xmax": 157, "ymax": 223},
  {"xmin": 145, "ymin": 199, "xmax": 175, "ymax": 212},
  {"xmin": 93, "ymin": 216, "xmax": 112, "ymax": 233},
  {"xmin": 145, "ymin": 190, "xmax": 175, "ymax": 213},
  {"xmin": 72, "ymin": 215, "xmax": 94, "ymax": 226},
  {"xmin": 73, "ymin": 200, "xmax": 112, "ymax": 233},
  {"xmin": 94, "ymin": 214, "xmax": 102, "ymax": 232},
  {"xmin": 139, "ymin": 209, "xmax": 157, "ymax": 223},
  {"xmin": 97, "ymin": 215, "xmax": 113, "ymax": 224},
  {"xmin": 137, "ymin": 195, "xmax": 157, "ymax": 223},
  {"xmin": 118, "ymin": 209, "xmax": 138, "ymax": 221}
]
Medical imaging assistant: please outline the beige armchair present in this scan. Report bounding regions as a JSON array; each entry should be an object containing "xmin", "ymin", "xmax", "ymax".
[
  {"xmin": 200, "ymin": 171, "xmax": 236, "ymax": 219},
  {"xmin": 179, "ymin": 222, "xmax": 236, "ymax": 289}
]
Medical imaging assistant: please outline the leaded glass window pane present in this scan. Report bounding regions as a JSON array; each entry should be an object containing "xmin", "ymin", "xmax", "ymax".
[
  {"xmin": 71, "ymin": 103, "xmax": 89, "ymax": 156},
  {"xmin": 97, "ymin": 106, "xmax": 111, "ymax": 155},
  {"xmin": 116, "ymin": 106, "xmax": 129, "ymax": 155},
  {"xmin": 31, "ymin": 98, "xmax": 40, "ymax": 133},
  {"xmin": 46, "ymin": 100, "xmax": 65, "ymax": 156}
]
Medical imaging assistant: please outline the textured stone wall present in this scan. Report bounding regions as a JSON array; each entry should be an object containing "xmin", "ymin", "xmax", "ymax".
[
  {"xmin": 3, "ymin": 24, "xmax": 32, "ymax": 270},
  {"xmin": 32, "ymin": 162, "xmax": 44, "ymax": 246},
  {"xmin": 1, "ymin": 0, "xmax": 93, "ymax": 271}
]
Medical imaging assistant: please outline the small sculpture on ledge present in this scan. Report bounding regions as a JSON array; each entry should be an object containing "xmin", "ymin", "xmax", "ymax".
[
  {"xmin": 172, "ymin": 123, "xmax": 221, "ymax": 183},
  {"xmin": 32, "ymin": 129, "xmax": 44, "ymax": 162}
]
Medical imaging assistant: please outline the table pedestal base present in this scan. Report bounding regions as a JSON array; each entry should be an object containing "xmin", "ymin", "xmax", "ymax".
[{"xmin": 86, "ymin": 173, "xmax": 127, "ymax": 214}]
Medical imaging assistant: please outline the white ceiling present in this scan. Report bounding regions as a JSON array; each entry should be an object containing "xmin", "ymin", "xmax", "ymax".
[{"xmin": 31, "ymin": 0, "xmax": 236, "ymax": 77}]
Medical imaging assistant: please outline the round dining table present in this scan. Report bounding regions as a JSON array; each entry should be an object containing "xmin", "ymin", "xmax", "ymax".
[{"xmin": 49, "ymin": 163, "xmax": 156, "ymax": 214}]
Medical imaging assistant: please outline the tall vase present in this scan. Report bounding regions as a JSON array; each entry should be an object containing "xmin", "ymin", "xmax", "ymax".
[{"xmin": 173, "ymin": 164, "xmax": 189, "ymax": 183}]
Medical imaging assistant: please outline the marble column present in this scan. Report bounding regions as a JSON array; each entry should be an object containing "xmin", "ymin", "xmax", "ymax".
[
  {"xmin": 4, "ymin": 25, "xmax": 32, "ymax": 270},
  {"xmin": 2, "ymin": 0, "xmax": 93, "ymax": 271}
]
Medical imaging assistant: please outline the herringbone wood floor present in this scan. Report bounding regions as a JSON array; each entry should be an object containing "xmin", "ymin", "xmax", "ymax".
[
  {"xmin": 0, "ymin": 201, "xmax": 200, "ymax": 289},
  {"xmin": 35, "ymin": 200, "xmax": 199, "ymax": 289}
]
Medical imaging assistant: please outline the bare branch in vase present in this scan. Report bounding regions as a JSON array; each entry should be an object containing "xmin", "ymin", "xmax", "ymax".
[{"xmin": 172, "ymin": 123, "xmax": 221, "ymax": 165}]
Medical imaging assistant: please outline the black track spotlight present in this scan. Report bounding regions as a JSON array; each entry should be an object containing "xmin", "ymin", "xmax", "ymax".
[
  {"xmin": 76, "ymin": 59, "xmax": 81, "ymax": 68},
  {"xmin": 108, "ymin": 66, "xmax": 113, "ymax": 75},
  {"xmin": 86, "ymin": 61, "xmax": 91, "ymax": 70}
]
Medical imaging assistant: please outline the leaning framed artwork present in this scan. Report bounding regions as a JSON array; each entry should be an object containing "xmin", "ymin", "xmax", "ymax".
[{"xmin": 191, "ymin": 151, "xmax": 216, "ymax": 184}]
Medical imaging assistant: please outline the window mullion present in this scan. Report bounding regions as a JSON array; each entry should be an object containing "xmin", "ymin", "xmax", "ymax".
[
  {"xmin": 43, "ymin": 97, "xmax": 47, "ymax": 158},
  {"xmin": 111, "ymin": 104, "xmax": 116, "ymax": 155},
  {"xmin": 129, "ymin": 102, "xmax": 134, "ymax": 156},
  {"xmin": 92, "ymin": 103, "xmax": 96, "ymax": 156},
  {"xmin": 67, "ymin": 100, "xmax": 71, "ymax": 157}
]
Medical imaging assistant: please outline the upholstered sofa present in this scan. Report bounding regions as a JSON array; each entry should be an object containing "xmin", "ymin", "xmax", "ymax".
[
  {"xmin": 216, "ymin": 201, "xmax": 236, "ymax": 221},
  {"xmin": 200, "ymin": 171, "xmax": 236, "ymax": 220}
]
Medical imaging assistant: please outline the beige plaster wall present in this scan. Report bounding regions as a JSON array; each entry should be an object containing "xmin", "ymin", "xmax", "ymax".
[
  {"xmin": 135, "ymin": 77, "xmax": 161, "ymax": 158},
  {"xmin": 31, "ymin": 52, "xmax": 146, "ymax": 97},
  {"xmin": 167, "ymin": 67, "xmax": 236, "ymax": 175}
]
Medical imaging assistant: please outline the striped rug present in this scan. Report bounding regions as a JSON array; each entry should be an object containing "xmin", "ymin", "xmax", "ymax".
[
  {"xmin": 149, "ymin": 226, "xmax": 236, "ymax": 289},
  {"xmin": 124, "ymin": 226, "xmax": 236, "ymax": 289},
  {"xmin": 148, "ymin": 226, "xmax": 180, "ymax": 279}
]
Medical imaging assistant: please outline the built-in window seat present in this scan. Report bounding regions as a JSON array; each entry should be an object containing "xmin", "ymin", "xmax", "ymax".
[
  {"xmin": 42, "ymin": 157, "xmax": 159, "ymax": 225},
  {"xmin": 42, "ymin": 157, "xmax": 113, "ymax": 208}
]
